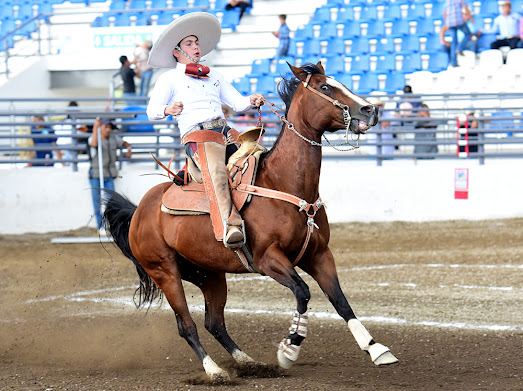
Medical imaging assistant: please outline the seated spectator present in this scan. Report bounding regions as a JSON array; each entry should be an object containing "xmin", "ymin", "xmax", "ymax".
[
  {"xmin": 225, "ymin": 0, "xmax": 251, "ymax": 20},
  {"xmin": 488, "ymin": 1, "xmax": 521, "ymax": 49},
  {"xmin": 414, "ymin": 104, "xmax": 438, "ymax": 158},
  {"xmin": 519, "ymin": 16, "xmax": 523, "ymax": 48},
  {"xmin": 440, "ymin": 21, "xmax": 481, "ymax": 63},
  {"xmin": 30, "ymin": 116, "xmax": 63, "ymax": 166}
]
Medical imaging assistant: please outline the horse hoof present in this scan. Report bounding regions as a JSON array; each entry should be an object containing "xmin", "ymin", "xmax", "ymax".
[
  {"xmin": 373, "ymin": 351, "xmax": 399, "ymax": 366},
  {"xmin": 277, "ymin": 349, "xmax": 294, "ymax": 369},
  {"xmin": 203, "ymin": 356, "xmax": 230, "ymax": 381},
  {"xmin": 208, "ymin": 370, "xmax": 231, "ymax": 382}
]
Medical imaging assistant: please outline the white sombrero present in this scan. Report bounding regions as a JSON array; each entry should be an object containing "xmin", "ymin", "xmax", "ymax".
[{"xmin": 148, "ymin": 12, "xmax": 221, "ymax": 68}]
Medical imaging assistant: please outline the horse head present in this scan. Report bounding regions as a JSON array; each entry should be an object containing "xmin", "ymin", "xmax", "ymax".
[{"xmin": 287, "ymin": 62, "xmax": 378, "ymax": 134}]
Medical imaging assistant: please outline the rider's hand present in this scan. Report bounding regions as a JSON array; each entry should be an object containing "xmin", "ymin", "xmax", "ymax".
[
  {"xmin": 165, "ymin": 101, "xmax": 184, "ymax": 117},
  {"xmin": 250, "ymin": 94, "xmax": 264, "ymax": 107}
]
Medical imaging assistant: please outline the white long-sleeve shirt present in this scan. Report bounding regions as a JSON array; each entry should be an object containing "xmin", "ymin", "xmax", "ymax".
[{"xmin": 147, "ymin": 63, "xmax": 253, "ymax": 136}]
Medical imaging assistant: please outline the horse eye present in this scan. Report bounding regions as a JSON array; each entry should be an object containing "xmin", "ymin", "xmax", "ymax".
[{"xmin": 320, "ymin": 84, "xmax": 330, "ymax": 92}]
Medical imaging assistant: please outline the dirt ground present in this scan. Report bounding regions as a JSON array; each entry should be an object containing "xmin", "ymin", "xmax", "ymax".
[{"xmin": 1, "ymin": 219, "xmax": 522, "ymax": 391}]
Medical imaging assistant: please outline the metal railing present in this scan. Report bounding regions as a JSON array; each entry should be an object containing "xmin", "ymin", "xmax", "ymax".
[{"xmin": 0, "ymin": 92, "xmax": 522, "ymax": 169}]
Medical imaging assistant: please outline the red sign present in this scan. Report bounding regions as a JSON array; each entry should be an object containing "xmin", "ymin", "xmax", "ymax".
[{"xmin": 455, "ymin": 168, "xmax": 469, "ymax": 199}]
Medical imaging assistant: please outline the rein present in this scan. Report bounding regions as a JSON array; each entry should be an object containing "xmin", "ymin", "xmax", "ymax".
[{"xmin": 260, "ymin": 73, "xmax": 360, "ymax": 151}]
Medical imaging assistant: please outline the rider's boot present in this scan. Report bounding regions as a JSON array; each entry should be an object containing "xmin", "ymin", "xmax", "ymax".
[{"xmin": 187, "ymin": 130, "xmax": 245, "ymax": 248}]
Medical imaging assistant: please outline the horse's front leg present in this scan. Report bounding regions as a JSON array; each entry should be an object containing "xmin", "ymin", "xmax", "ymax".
[
  {"xmin": 256, "ymin": 244, "xmax": 311, "ymax": 369},
  {"xmin": 300, "ymin": 249, "xmax": 398, "ymax": 366}
]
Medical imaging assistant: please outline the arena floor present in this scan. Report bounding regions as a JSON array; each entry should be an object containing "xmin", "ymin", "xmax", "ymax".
[{"xmin": 1, "ymin": 219, "xmax": 522, "ymax": 390}]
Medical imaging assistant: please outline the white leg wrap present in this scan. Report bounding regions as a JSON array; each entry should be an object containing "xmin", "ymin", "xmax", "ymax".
[
  {"xmin": 277, "ymin": 311, "xmax": 308, "ymax": 369},
  {"xmin": 202, "ymin": 355, "xmax": 230, "ymax": 381},
  {"xmin": 348, "ymin": 319, "xmax": 398, "ymax": 366},
  {"xmin": 232, "ymin": 349, "xmax": 255, "ymax": 364}
]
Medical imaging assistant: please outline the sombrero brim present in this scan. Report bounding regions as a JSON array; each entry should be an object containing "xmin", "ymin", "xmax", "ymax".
[{"xmin": 148, "ymin": 12, "xmax": 221, "ymax": 68}]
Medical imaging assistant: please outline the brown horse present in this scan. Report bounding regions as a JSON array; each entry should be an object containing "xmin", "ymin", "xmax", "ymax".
[{"xmin": 103, "ymin": 62, "xmax": 398, "ymax": 381}]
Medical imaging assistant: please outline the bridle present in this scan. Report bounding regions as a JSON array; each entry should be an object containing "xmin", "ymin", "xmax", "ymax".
[{"xmin": 260, "ymin": 72, "xmax": 361, "ymax": 150}]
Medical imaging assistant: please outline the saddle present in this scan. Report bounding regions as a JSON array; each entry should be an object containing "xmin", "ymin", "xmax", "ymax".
[{"xmin": 161, "ymin": 128, "xmax": 265, "ymax": 216}]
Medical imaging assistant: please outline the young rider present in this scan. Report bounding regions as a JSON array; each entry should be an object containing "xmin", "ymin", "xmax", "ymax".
[{"xmin": 147, "ymin": 12, "xmax": 264, "ymax": 249}]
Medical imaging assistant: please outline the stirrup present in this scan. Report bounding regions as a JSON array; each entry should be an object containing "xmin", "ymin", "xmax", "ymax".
[{"xmin": 223, "ymin": 220, "xmax": 246, "ymax": 248}]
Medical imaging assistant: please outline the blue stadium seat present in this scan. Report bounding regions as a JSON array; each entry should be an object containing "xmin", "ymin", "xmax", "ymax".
[
  {"xmin": 250, "ymin": 58, "xmax": 271, "ymax": 77},
  {"xmin": 479, "ymin": 1, "xmax": 500, "ymax": 17},
  {"xmin": 340, "ymin": 21, "xmax": 360, "ymax": 38},
  {"xmin": 383, "ymin": 4, "xmax": 402, "ymax": 21},
  {"xmin": 413, "ymin": 18, "xmax": 435, "ymax": 36},
  {"xmin": 395, "ymin": 35, "xmax": 420, "ymax": 54},
  {"xmin": 302, "ymin": 38, "xmax": 322, "ymax": 56},
  {"xmin": 113, "ymin": 12, "xmax": 134, "ymax": 26},
  {"xmin": 193, "ymin": 0, "xmax": 211, "ymax": 7},
  {"xmin": 214, "ymin": 0, "xmax": 230, "ymax": 10},
  {"xmin": 374, "ymin": 54, "xmax": 395, "ymax": 72},
  {"xmin": 420, "ymin": 33, "xmax": 441, "ymax": 53},
  {"xmin": 361, "ymin": 5, "xmax": 378, "ymax": 21},
  {"xmin": 428, "ymin": 2, "xmax": 444, "ymax": 19},
  {"xmin": 294, "ymin": 24, "xmax": 315, "ymax": 40},
  {"xmin": 318, "ymin": 22, "xmax": 338, "ymax": 40},
  {"xmin": 220, "ymin": 9, "xmax": 240, "ymax": 30},
  {"xmin": 327, "ymin": 37, "xmax": 346, "ymax": 54},
  {"xmin": 275, "ymin": 57, "xmax": 294, "ymax": 77},
  {"xmin": 337, "ymin": 7, "xmax": 355, "ymax": 22},
  {"xmin": 171, "ymin": 0, "xmax": 189, "ymax": 7},
  {"xmin": 254, "ymin": 75, "xmax": 278, "ymax": 96},
  {"xmin": 365, "ymin": 20, "xmax": 385, "ymax": 38},
  {"xmin": 157, "ymin": 10, "xmax": 183, "ymax": 24},
  {"xmin": 477, "ymin": 32, "xmax": 497, "ymax": 52},
  {"xmin": 351, "ymin": 55, "xmax": 371, "ymax": 73},
  {"xmin": 345, "ymin": 36, "xmax": 370, "ymax": 54},
  {"xmin": 425, "ymin": 51, "xmax": 448, "ymax": 72},
  {"xmin": 312, "ymin": 6, "xmax": 332, "ymax": 24},
  {"xmin": 151, "ymin": 0, "xmax": 168, "ymax": 8},
  {"xmin": 324, "ymin": 55, "xmax": 345, "ymax": 76},
  {"xmin": 129, "ymin": 0, "xmax": 147, "ymax": 10},
  {"xmin": 398, "ymin": 52, "xmax": 422, "ymax": 72},
  {"xmin": 121, "ymin": 107, "xmax": 155, "ymax": 132},
  {"xmin": 374, "ymin": 37, "xmax": 394, "ymax": 54},
  {"xmin": 354, "ymin": 72, "xmax": 379, "ymax": 95},
  {"xmin": 407, "ymin": 3, "xmax": 427, "ymax": 19},
  {"xmin": 336, "ymin": 73, "xmax": 353, "ymax": 91},
  {"xmin": 36, "ymin": 1, "xmax": 53, "ymax": 16},
  {"xmin": 109, "ymin": 0, "xmax": 126, "ymax": 11},
  {"xmin": 391, "ymin": 19, "xmax": 410, "ymax": 36},
  {"xmin": 232, "ymin": 77, "xmax": 251, "ymax": 95},
  {"xmin": 383, "ymin": 72, "xmax": 406, "ymax": 94}
]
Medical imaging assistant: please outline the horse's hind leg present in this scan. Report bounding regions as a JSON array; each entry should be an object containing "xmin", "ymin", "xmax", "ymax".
[
  {"xmin": 300, "ymin": 249, "xmax": 398, "ymax": 366},
  {"xmin": 179, "ymin": 263, "xmax": 256, "ymax": 365},
  {"xmin": 144, "ymin": 257, "xmax": 231, "ymax": 381}
]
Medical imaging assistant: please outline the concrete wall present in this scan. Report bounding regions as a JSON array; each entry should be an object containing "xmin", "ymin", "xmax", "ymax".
[{"xmin": 1, "ymin": 159, "xmax": 522, "ymax": 234}]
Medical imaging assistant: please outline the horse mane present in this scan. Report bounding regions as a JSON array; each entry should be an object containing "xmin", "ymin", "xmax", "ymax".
[{"xmin": 278, "ymin": 63, "xmax": 324, "ymax": 116}]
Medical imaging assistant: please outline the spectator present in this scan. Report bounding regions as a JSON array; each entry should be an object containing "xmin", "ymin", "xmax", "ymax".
[
  {"xmin": 119, "ymin": 55, "xmax": 140, "ymax": 105},
  {"xmin": 414, "ymin": 104, "xmax": 439, "ymax": 158},
  {"xmin": 225, "ymin": 0, "xmax": 251, "ymax": 21},
  {"xmin": 459, "ymin": 111, "xmax": 479, "ymax": 154},
  {"xmin": 30, "ymin": 116, "xmax": 63, "ymax": 166},
  {"xmin": 88, "ymin": 118, "xmax": 132, "ymax": 232},
  {"xmin": 439, "ymin": 20, "xmax": 482, "ymax": 63},
  {"xmin": 272, "ymin": 14, "xmax": 290, "ymax": 58},
  {"xmin": 133, "ymin": 40, "xmax": 154, "ymax": 97},
  {"xmin": 54, "ymin": 101, "xmax": 82, "ymax": 165},
  {"xmin": 443, "ymin": 0, "xmax": 473, "ymax": 67},
  {"xmin": 488, "ymin": 1, "xmax": 521, "ymax": 49}
]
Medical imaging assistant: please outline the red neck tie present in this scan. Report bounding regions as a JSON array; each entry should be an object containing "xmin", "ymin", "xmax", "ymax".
[{"xmin": 185, "ymin": 63, "xmax": 210, "ymax": 79}]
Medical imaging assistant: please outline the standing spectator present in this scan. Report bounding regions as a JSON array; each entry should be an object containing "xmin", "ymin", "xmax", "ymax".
[
  {"xmin": 133, "ymin": 41, "xmax": 154, "ymax": 97},
  {"xmin": 488, "ymin": 1, "xmax": 521, "ymax": 49},
  {"xmin": 459, "ymin": 111, "xmax": 479, "ymax": 154},
  {"xmin": 272, "ymin": 14, "xmax": 290, "ymax": 58},
  {"xmin": 88, "ymin": 118, "xmax": 132, "ymax": 232},
  {"xmin": 119, "ymin": 55, "xmax": 140, "ymax": 105},
  {"xmin": 443, "ymin": 0, "xmax": 473, "ymax": 67},
  {"xmin": 414, "ymin": 104, "xmax": 439, "ymax": 158},
  {"xmin": 30, "ymin": 116, "xmax": 63, "ymax": 166},
  {"xmin": 225, "ymin": 0, "xmax": 251, "ymax": 21}
]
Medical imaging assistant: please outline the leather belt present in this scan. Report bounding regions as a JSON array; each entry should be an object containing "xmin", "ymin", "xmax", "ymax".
[{"xmin": 187, "ymin": 118, "xmax": 227, "ymax": 133}]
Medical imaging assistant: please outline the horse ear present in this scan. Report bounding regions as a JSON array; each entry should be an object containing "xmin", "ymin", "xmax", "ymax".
[
  {"xmin": 316, "ymin": 61, "xmax": 325, "ymax": 75},
  {"xmin": 287, "ymin": 62, "xmax": 308, "ymax": 82}
]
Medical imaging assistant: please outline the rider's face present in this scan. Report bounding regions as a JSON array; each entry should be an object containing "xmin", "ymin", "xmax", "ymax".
[{"xmin": 173, "ymin": 35, "xmax": 201, "ymax": 63}]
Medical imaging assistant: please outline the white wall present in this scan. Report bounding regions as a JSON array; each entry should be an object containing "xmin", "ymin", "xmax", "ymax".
[{"xmin": 1, "ymin": 159, "xmax": 522, "ymax": 234}]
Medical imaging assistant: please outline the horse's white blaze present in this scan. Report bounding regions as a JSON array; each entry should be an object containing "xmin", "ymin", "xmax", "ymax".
[
  {"xmin": 232, "ymin": 349, "xmax": 255, "ymax": 364},
  {"xmin": 326, "ymin": 77, "xmax": 370, "ymax": 107},
  {"xmin": 202, "ymin": 355, "xmax": 230, "ymax": 380}
]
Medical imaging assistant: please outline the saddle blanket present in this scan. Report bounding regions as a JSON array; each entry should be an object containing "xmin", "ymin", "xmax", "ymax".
[{"xmin": 161, "ymin": 154, "xmax": 259, "ymax": 216}]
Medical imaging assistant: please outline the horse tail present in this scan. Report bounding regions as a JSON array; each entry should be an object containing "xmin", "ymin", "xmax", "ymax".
[{"xmin": 102, "ymin": 190, "xmax": 162, "ymax": 308}]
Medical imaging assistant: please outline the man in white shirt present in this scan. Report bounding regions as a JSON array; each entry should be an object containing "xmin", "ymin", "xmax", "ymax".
[
  {"xmin": 489, "ymin": 1, "xmax": 521, "ymax": 49},
  {"xmin": 147, "ymin": 12, "xmax": 263, "ymax": 248}
]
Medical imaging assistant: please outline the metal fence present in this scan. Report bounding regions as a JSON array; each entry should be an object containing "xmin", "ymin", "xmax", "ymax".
[{"xmin": 0, "ymin": 92, "xmax": 522, "ymax": 170}]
